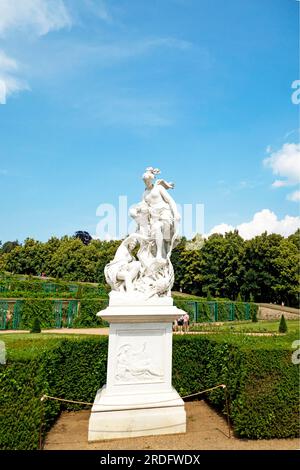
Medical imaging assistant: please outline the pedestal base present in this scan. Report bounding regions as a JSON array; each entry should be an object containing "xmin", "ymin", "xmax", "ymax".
[
  {"xmin": 88, "ymin": 386, "xmax": 186, "ymax": 441},
  {"xmin": 88, "ymin": 300, "xmax": 187, "ymax": 442}
]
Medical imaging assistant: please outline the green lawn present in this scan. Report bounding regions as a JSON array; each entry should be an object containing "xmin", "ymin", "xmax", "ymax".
[
  {"xmin": 187, "ymin": 319, "xmax": 299, "ymax": 349},
  {"xmin": 1, "ymin": 319, "xmax": 299, "ymax": 358},
  {"xmin": 190, "ymin": 318, "xmax": 299, "ymax": 333},
  {"xmin": 0, "ymin": 333, "xmax": 96, "ymax": 361}
]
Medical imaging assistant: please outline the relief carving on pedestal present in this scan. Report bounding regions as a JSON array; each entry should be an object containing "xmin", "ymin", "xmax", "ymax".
[{"xmin": 115, "ymin": 342, "xmax": 164, "ymax": 383}]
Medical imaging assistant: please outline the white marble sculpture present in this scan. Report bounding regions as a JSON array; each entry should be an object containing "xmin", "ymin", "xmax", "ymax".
[
  {"xmin": 105, "ymin": 167, "xmax": 181, "ymax": 301},
  {"xmin": 88, "ymin": 167, "xmax": 186, "ymax": 441}
]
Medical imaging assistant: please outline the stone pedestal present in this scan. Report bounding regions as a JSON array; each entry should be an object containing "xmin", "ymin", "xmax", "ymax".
[{"xmin": 88, "ymin": 297, "xmax": 186, "ymax": 441}]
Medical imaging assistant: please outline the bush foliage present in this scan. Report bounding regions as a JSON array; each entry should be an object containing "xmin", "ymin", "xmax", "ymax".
[
  {"xmin": 30, "ymin": 318, "xmax": 41, "ymax": 334},
  {"xmin": 174, "ymin": 299, "xmax": 258, "ymax": 322},
  {"xmin": 0, "ymin": 333, "xmax": 298, "ymax": 449},
  {"xmin": 0, "ymin": 274, "xmax": 108, "ymax": 299}
]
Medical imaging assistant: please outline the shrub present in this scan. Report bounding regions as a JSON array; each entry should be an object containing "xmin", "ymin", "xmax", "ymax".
[
  {"xmin": 18, "ymin": 300, "xmax": 55, "ymax": 329},
  {"xmin": 0, "ymin": 291, "xmax": 77, "ymax": 299},
  {"xmin": 251, "ymin": 303, "xmax": 258, "ymax": 322},
  {"xmin": 0, "ymin": 336, "xmax": 108, "ymax": 450},
  {"xmin": 173, "ymin": 300, "xmax": 258, "ymax": 323},
  {"xmin": 0, "ymin": 274, "xmax": 108, "ymax": 300},
  {"xmin": 73, "ymin": 299, "xmax": 109, "ymax": 328},
  {"xmin": 173, "ymin": 335, "xmax": 299, "ymax": 439},
  {"xmin": 0, "ymin": 332, "xmax": 298, "ymax": 449},
  {"xmin": 279, "ymin": 314, "xmax": 288, "ymax": 333},
  {"xmin": 30, "ymin": 318, "xmax": 41, "ymax": 333}
]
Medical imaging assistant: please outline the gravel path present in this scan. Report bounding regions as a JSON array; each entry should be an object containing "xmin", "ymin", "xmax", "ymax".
[
  {"xmin": 0, "ymin": 328, "xmax": 283, "ymax": 337},
  {"xmin": 44, "ymin": 401, "xmax": 299, "ymax": 451},
  {"xmin": 0, "ymin": 328, "xmax": 109, "ymax": 335}
]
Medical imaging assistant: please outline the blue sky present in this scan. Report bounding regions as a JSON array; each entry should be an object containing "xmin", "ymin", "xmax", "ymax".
[{"xmin": 0, "ymin": 0, "xmax": 299, "ymax": 242}]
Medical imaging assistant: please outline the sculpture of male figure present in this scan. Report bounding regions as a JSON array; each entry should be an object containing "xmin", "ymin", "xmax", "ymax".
[{"xmin": 104, "ymin": 236, "xmax": 140, "ymax": 293}]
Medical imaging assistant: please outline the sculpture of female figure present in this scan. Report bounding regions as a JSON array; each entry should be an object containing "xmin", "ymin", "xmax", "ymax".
[
  {"xmin": 142, "ymin": 167, "xmax": 180, "ymax": 261},
  {"xmin": 104, "ymin": 236, "xmax": 141, "ymax": 293}
]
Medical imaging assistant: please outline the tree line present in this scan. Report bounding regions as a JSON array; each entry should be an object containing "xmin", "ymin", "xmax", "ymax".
[{"xmin": 0, "ymin": 229, "xmax": 299, "ymax": 306}]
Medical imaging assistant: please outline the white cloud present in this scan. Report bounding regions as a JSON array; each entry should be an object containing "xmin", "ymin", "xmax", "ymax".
[
  {"xmin": 0, "ymin": 1, "xmax": 71, "ymax": 101},
  {"xmin": 208, "ymin": 209, "xmax": 300, "ymax": 240},
  {"xmin": 264, "ymin": 142, "xmax": 300, "ymax": 202},
  {"xmin": 264, "ymin": 143, "xmax": 300, "ymax": 186},
  {"xmin": 0, "ymin": 49, "xmax": 17, "ymax": 71},
  {"xmin": 272, "ymin": 180, "xmax": 288, "ymax": 188},
  {"xmin": 287, "ymin": 190, "xmax": 300, "ymax": 202},
  {"xmin": 0, "ymin": 0, "xmax": 71, "ymax": 37},
  {"xmin": 208, "ymin": 223, "xmax": 234, "ymax": 236},
  {"xmin": 0, "ymin": 50, "xmax": 29, "ymax": 100}
]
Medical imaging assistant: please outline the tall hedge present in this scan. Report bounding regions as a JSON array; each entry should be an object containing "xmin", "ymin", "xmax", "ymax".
[
  {"xmin": 172, "ymin": 335, "xmax": 299, "ymax": 439},
  {"xmin": 73, "ymin": 300, "xmax": 109, "ymax": 328},
  {"xmin": 174, "ymin": 300, "xmax": 258, "ymax": 322},
  {"xmin": 2, "ymin": 299, "xmax": 109, "ymax": 330},
  {"xmin": 18, "ymin": 300, "xmax": 56, "ymax": 329},
  {"xmin": 0, "ymin": 337, "xmax": 108, "ymax": 450},
  {"xmin": 0, "ymin": 334, "xmax": 298, "ymax": 449},
  {"xmin": 0, "ymin": 274, "xmax": 108, "ymax": 299}
]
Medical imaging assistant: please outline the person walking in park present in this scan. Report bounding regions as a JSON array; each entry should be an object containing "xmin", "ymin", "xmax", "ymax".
[
  {"xmin": 183, "ymin": 312, "xmax": 189, "ymax": 333},
  {"xmin": 177, "ymin": 314, "xmax": 184, "ymax": 334}
]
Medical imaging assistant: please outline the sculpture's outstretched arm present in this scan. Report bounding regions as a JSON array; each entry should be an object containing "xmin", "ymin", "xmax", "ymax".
[{"xmin": 156, "ymin": 179, "xmax": 174, "ymax": 190}]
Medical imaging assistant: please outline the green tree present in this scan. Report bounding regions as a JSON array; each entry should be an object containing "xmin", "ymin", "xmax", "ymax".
[
  {"xmin": 30, "ymin": 318, "xmax": 41, "ymax": 333},
  {"xmin": 48, "ymin": 238, "xmax": 98, "ymax": 281},
  {"xmin": 288, "ymin": 228, "xmax": 300, "ymax": 251},
  {"xmin": 278, "ymin": 314, "xmax": 288, "ymax": 333},
  {"xmin": 197, "ymin": 231, "xmax": 244, "ymax": 299},
  {"xmin": 179, "ymin": 246, "xmax": 203, "ymax": 295},
  {"xmin": 0, "ymin": 240, "xmax": 20, "ymax": 254},
  {"xmin": 239, "ymin": 232, "xmax": 283, "ymax": 302},
  {"xmin": 74, "ymin": 231, "xmax": 92, "ymax": 246},
  {"xmin": 0, "ymin": 229, "xmax": 299, "ymax": 306},
  {"xmin": 272, "ymin": 238, "xmax": 300, "ymax": 307}
]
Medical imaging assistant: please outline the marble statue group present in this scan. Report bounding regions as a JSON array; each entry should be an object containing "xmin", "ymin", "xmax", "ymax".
[
  {"xmin": 88, "ymin": 166, "xmax": 186, "ymax": 441},
  {"xmin": 104, "ymin": 167, "xmax": 181, "ymax": 300}
]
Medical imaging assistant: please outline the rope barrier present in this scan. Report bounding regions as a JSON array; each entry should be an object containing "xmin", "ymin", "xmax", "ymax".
[
  {"xmin": 182, "ymin": 383, "xmax": 226, "ymax": 399},
  {"xmin": 41, "ymin": 395, "xmax": 93, "ymax": 406},
  {"xmin": 39, "ymin": 383, "xmax": 231, "ymax": 449}
]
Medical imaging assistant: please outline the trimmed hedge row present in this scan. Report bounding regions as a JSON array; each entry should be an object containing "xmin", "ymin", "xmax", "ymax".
[
  {"xmin": 173, "ymin": 335, "xmax": 299, "ymax": 439},
  {"xmin": 0, "ymin": 291, "xmax": 77, "ymax": 299},
  {"xmin": 3, "ymin": 299, "xmax": 257, "ymax": 330},
  {"xmin": 0, "ymin": 275, "xmax": 108, "ymax": 299},
  {"xmin": 18, "ymin": 300, "xmax": 56, "ymax": 329},
  {"xmin": 0, "ymin": 334, "xmax": 298, "ymax": 449},
  {"xmin": 2, "ymin": 299, "xmax": 109, "ymax": 330},
  {"xmin": 174, "ymin": 299, "xmax": 258, "ymax": 322},
  {"xmin": 0, "ymin": 337, "xmax": 108, "ymax": 450},
  {"xmin": 73, "ymin": 300, "xmax": 109, "ymax": 328}
]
